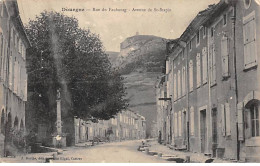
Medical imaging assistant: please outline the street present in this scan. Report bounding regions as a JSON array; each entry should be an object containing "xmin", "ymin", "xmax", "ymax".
[
  {"xmin": 51, "ymin": 140, "xmax": 168, "ymax": 163},
  {"xmin": 1, "ymin": 140, "xmax": 169, "ymax": 163}
]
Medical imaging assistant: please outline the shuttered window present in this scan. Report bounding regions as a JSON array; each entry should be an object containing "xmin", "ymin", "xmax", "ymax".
[
  {"xmin": 209, "ymin": 44, "xmax": 216, "ymax": 85},
  {"xmin": 221, "ymin": 104, "xmax": 226, "ymax": 136},
  {"xmin": 221, "ymin": 103, "xmax": 231, "ymax": 136},
  {"xmin": 237, "ymin": 102, "xmax": 244, "ymax": 141},
  {"xmin": 190, "ymin": 107, "xmax": 194, "ymax": 136},
  {"xmin": 4, "ymin": 39, "xmax": 7, "ymax": 83},
  {"xmin": 14, "ymin": 60, "xmax": 18, "ymax": 94},
  {"xmin": 0, "ymin": 34, "xmax": 2, "ymax": 79},
  {"xmin": 178, "ymin": 111, "xmax": 182, "ymax": 136},
  {"xmin": 182, "ymin": 67, "xmax": 186, "ymax": 96},
  {"xmin": 174, "ymin": 112, "xmax": 178, "ymax": 137},
  {"xmin": 196, "ymin": 53, "xmax": 201, "ymax": 87},
  {"xmin": 174, "ymin": 74, "xmax": 177, "ymax": 101},
  {"xmin": 1, "ymin": 38, "xmax": 5, "ymax": 80},
  {"xmin": 189, "ymin": 60, "xmax": 193, "ymax": 92},
  {"xmin": 202, "ymin": 47, "xmax": 208, "ymax": 84},
  {"xmin": 243, "ymin": 11, "xmax": 256, "ymax": 69},
  {"xmin": 22, "ymin": 68, "xmax": 28, "ymax": 101},
  {"xmin": 9, "ymin": 55, "xmax": 13, "ymax": 89},
  {"xmin": 225, "ymin": 103, "xmax": 231, "ymax": 136},
  {"xmin": 221, "ymin": 36, "xmax": 229, "ymax": 77},
  {"xmin": 177, "ymin": 70, "xmax": 181, "ymax": 98}
]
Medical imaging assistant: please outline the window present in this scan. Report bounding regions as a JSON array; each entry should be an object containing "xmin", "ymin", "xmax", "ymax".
[
  {"xmin": 250, "ymin": 103, "xmax": 259, "ymax": 137},
  {"xmin": 120, "ymin": 114, "xmax": 122, "ymax": 122},
  {"xmin": 182, "ymin": 67, "xmax": 186, "ymax": 96},
  {"xmin": 178, "ymin": 54, "xmax": 181, "ymax": 65},
  {"xmin": 221, "ymin": 36, "xmax": 229, "ymax": 77},
  {"xmin": 196, "ymin": 31, "xmax": 200, "ymax": 46},
  {"xmin": 89, "ymin": 127, "xmax": 93, "ymax": 135},
  {"xmin": 24, "ymin": 74, "xmax": 27, "ymax": 101},
  {"xmin": 173, "ymin": 73, "xmax": 177, "ymax": 100},
  {"xmin": 19, "ymin": 39, "xmax": 22, "ymax": 53},
  {"xmin": 1, "ymin": 3, "xmax": 4, "ymax": 17},
  {"xmin": 221, "ymin": 104, "xmax": 226, "ymax": 136},
  {"xmin": 178, "ymin": 111, "xmax": 182, "ymax": 136},
  {"xmin": 225, "ymin": 103, "xmax": 231, "ymax": 136},
  {"xmin": 189, "ymin": 60, "xmax": 193, "ymax": 92},
  {"xmin": 203, "ymin": 26, "xmax": 207, "ymax": 38},
  {"xmin": 174, "ymin": 112, "xmax": 178, "ymax": 137},
  {"xmin": 10, "ymin": 27, "xmax": 13, "ymax": 42},
  {"xmin": 211, "ymin": 27, "xmax": 214, "ymax": 38},
  {"xmin": 189, "ymin": 40, "xmax": 192, "ymax": 51},
  {"xmin": 196, "ymin": 53, "xmax": 201, "ymax": 87},
  {"xmin": 177, "ymin": 70, "xmax": 181, "ymax": 98},
  {"xmin": 0, "ymin": 34, "xmax": 2, "ymax": 77},
  {"xmin": 190, "ymin": 107, "xmax": 194, "ymax": 136},
  {"xmin": 223, "ymin": 14, "xmax": 227, "ymax": 26},
  {"xmin": 202, "ymin": 47, "xmax": 208, "ymax": 84},
  {"xmin": 9, "ymin": 54, "xmax": 13, "ymax": 89},
  {"xmin": 243, "ymin": 11, "xmax": 256, "ymax": 69},
  {"xmin": 221, "ymin": 103, "xmax": 231, "ymax": 136},
  {"xmin": 209, "ymin": 44, "xmax": 216, "ymax": 85}
]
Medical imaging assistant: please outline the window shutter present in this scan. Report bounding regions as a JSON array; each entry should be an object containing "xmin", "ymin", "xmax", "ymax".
[
  {"xmin": 202, "ymin": 47, "xmax": 207, "ymax": 84},
  {"xmin": 0, "ymin": 34, "xmax": 2, "ymax": 79},
  {"xmin": 212, "ymin": 44, "xmax": 216, "ymax": 84},
  {"xmin": 178, "ymin": 111, "xmax": 182, "ymax": 136},
  {"xmin": 221, "ymin": 36, "xmax": 229, "ymax": 77},
  {"xmin": 1, "ymin": 39, "xmax": 5, "ymax": 79},
  {"xmin": 196, "ymin": 53, "xmax": 201, "ymax": 87},
  {"xmin": 4, "ymin": 40, "xmax": 7, "ymax": 83},
  {"xmin": 237, "ymin": 102, "xmax": 244, "ymax": 141},
  {"xmin": 178, "ymin": 70, "xmax": 181, "ymax": 98},
  {"xmin": 225, "ymin": 103, "xmax": 231, "ymax": 136},
  {"xmin": 189, "ymin": 60, "xmax": 193, "ymax": 91},
  {"xmin": 209, "ymin": 45, "xmax": 213, "ymax": 84},
  {"xmin": 24, "ymin": 74, "xmax": 28, "ymax": 101},
  {"xmin": 14, "ymin": 60, "xmax": 18, "ymax": 94},
  {"xmin": 190, "ymin": 107, "xmax": 194, "ymax": 136},
  {"xmin": 182, "ymin": 67, "xmax": 186, "ymax": 96},
  {"xmin": 221, "ymin": 104, "xmax": 226, "ymax": 136},
  {"xmin": 18, "ymin": 64, "xmax": 21, "ymax": 97},
  {"xmin": 9, "ymin": 55, "xmax": 12, "ymax": 89},
  {"xmin": 174, "ymin": 74, "xmax": 176, "ymax": 101},
  {"xmin": 174, "ymin": 112, "xmax": 178, "ymax": 137},
  {"xmin": 243, "ymin": 11, "xmax": 256, "ymax": 69}
]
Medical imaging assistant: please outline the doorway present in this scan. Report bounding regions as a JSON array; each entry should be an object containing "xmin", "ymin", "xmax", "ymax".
[{"xmin": 200, "ymin": 110, "xmax": 207, "ymax": 153}]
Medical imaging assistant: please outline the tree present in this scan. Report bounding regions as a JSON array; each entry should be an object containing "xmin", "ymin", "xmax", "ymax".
[{"xmin": 25, "ymin": 11, "xmax": 127, "ymax": 127}]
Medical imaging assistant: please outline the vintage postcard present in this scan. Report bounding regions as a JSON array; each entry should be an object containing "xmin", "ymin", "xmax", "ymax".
[{"xmin": 0, "ymin": 0, "xmax": 259, "ymax": 163}]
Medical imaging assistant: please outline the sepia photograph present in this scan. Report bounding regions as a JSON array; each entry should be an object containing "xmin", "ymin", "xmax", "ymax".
[{"xmin": 0, "ymin": 0, "xmax": 260, "ymax": 163}]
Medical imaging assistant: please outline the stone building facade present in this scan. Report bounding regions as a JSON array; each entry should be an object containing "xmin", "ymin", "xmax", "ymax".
[
  {"xmin": 0, "ymin": 0, "xmax": 30, "ymax": 156},
  {"xmin": 156, "ymin": 0, "xmax": 260, "ymax": 162},
  {"xmin": 74, "ymin": 109, "xmax": 146, "ymax": 144}
]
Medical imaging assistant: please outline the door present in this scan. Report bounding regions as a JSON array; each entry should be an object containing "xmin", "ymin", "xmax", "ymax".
[{"xmin": 200, "ymin": 110, "xmax": 207, "ymax": 153}]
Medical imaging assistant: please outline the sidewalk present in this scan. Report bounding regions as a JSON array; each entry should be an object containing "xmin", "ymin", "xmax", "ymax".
[{"xmin": 145, "ymin": 140, "xmax": 234, "ymax": 163}]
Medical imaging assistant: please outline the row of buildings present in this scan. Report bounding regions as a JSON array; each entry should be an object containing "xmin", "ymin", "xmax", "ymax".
[
  {"xmin": 74, "ymin": 109, "xmax": 146, "ymax": 144},
  {"xmin": 156, "ymin": 0, "xmax": 260, "ymax": 162},
  {"xmin": 0, "ymin": 0, "xmax": 146, "ymax": 156},
  {"xmin": 0, "ymin": 0, "xmax": 30, "ymax": 156}
]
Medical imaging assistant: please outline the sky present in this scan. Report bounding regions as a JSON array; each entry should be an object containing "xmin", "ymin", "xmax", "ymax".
[{"xmin": 17, "ymin": 0, "xmax": 220, "ymax": 52}]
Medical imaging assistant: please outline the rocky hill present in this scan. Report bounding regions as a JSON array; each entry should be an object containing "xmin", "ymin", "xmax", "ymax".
[{"xmin": 109, "ymin": 35, "xmax": 169, "ymax": 137}]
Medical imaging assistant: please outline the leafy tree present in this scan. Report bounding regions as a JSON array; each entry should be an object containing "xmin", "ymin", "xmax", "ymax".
[{"xmin": 26, "ymin": 11, "xmax": 127, "ymax": 126}]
